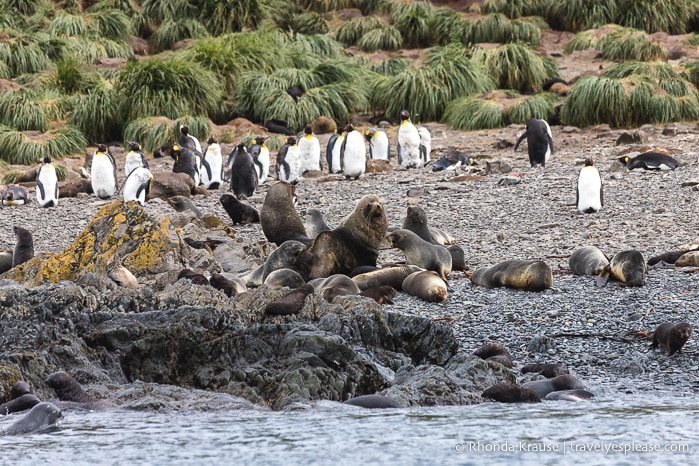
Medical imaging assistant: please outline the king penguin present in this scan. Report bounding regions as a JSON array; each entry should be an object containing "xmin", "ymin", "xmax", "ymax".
[
  {"xmin": 326, "ymin": 128, "xmax": 344, "ymax": 174},
  {"xmin": 397, "ymin": 110, "xmax": 422, "ymax": 168},
  {"xmin": 418, "ymin": 126, "xmax": 431, "ymax": 166},
  {"xmin": 249, "ymin": 136, "xmax": 270, "ymax": 184},
  {"xmin": 91, "ymin": 143, "xmax": 118, "ymax": 199},
  {"xmin": 276, "ymin": 136, "xmax": 300, "ymax": 183},
  {"xmin": 178, "ymin": 125, "xmax": 201, "ymax": 185},
  {"xmin": 340, "ymin": 124, "xmax": 366, "ymax": 180},
  {"xmin": 514, "ymin": 119, "xmax": 554, "ymax": 168},
  {"xmin": 36, "ymin": 155, "xmax": 59, "ymax": 207},
  {"xmin": 576, "ymin": 157, "xmax": 603, "ymax": 214},
  {"xmin": 229, "ymin": 142, "xmax": 258, "ymax": 199},
  {"xmin": 618, "ymin": 152, "xmax": 680, "ymax": 170},
  {"xmin": 123, "ymin": 166, "xmax": 153, "ymax": 206},
  {"xmin": 201, "ymin": 136, "xmax": 223, "ymax": 190},
  {"xmin": 364, "ymin": 128, "xmax": 390, "ymax": 160},
  {"xmin": 297, "ymin": 124, "xmax": 322, "ymax": 173},
  {"xmin": 171, "ymin": 144, "xmax": 200, "ymax": 187},
  {"xmin": 124, "ymin": 141, "xmax": 148, "ymax": 178}
]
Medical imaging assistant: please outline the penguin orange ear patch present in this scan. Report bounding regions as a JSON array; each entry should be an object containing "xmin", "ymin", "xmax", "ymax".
[{"xmin": 173, "ymin": 144, "xmax": 179, "ymax": 151}]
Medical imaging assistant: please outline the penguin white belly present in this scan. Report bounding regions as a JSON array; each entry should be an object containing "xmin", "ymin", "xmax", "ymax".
[
  {"xmin": 331, "ymin": 136, "xmax": 344, "ymax": 173},
  {"xmin": 257, "ymin": 148, "xmax": 270, "ymax": 182},
  {"xmin": 124, "ymin": 153, "xmax": 143, "ymax": 178},
  {"xmin": 202, "ymin": 145, "xmax": 223, "ymax": 189},
  {"xmin": 399, "ymin": 123, "xmax": 421, "ymax": 168},
  {"xmin": 577, "ymin": 167, "xmax": 602, "ymax": 213},
  {"xmin": 298, "ymin": 136, "xmax": 321, "ymax": 172},
  {"xmin": 36, "ymin": 166, "xmax": 58, "ymax": 207},
  {"xmin": 370, "ymin": 132, "xmax": 390, "ymax": 160},
  {"xmin": 418, "ymin": 127, "xmax": 431, "ymax": 165},
  {"xmin": 91, "ymin": 156, "xmax": 117, "ymax": 198},
  {"xmin": 124, "ymin": 167, "xmax": 152, "ymax": 206},
  {"xmin": 286, "ymin": 147, "xmax": 300, "ymax": 183},
  {"xmin": 342, "ymin": 131, "xmax": 366, "ymax": 178}
]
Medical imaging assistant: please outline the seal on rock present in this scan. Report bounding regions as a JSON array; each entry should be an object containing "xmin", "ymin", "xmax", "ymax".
[
  {"xmin": 260, "ymin": 182, "xmax": 312, "ymax": 247},
  {"xmin": 310, "ymin": 274, "xmax": 360, "ymax": 301},
  {"xmin": 2, "ymin": 402, "xmax": 62, "ymax": 435},
  {"xmin": 351, "ymin": 265, "xmax": 421, "ymax": 291},
  {"xmin": 401, "ymin": 270, "xmax": 448, "ymax": 303},
  {"xmin": 45, "ymin": 371, "xmax": 97, "ymax": 403},
  {"xmin": 472, "ymin": 343, "xmax": 513, "ymax": 368},
  {"xmin": 386, "ymin": 229, "xmax": 452, "ymax": 280},
  {"xmin": 264, "ymin": 283, "xmax": 315, "ymax": 316},
  {"xmin": 359, "ymin": 285, "xmax": 396, "ymax": 304},
  {"xmin": 220, "ymin": 193, "xmax": 260, "ymax": 224},
  {"xmin": 177, "ymin": 269, "xmax": 209, "ymax": 286},
  {"xmin": 470, "ymin": 260, "xmax": 553, "ymax": 291},
  {"xmin": 209, "ymin": 273, "xmax": 245, "ymax": 297},
  {"xmin": 597, "ymin": 249, "xmax": 646, "ymax": 287},
  {"xmin": 242, "ymin": 240, "xmax": 309, "ymax": 287},
  {"xmin": 520, "ymin": 363, "xmax": 570, "ymax": 378},
  {"xmin": 167, "ymin": 195, "xmax": 203, "ymax": 218},
  {"xmin": 521, "ymin": 374, "xmax": 587, "ymax": 399},
  {"xmin": 106, "ymin": 252, "xmax": 138, "ymax": 289},
  {"xmin": 482, "ymin": 383, "xmax": 541, "ymax": 403},
  {"xmin": 12, "ymin": 226, "xmax": 34, "ymax": 268},
  {"xmin": 0, "ymin": 394, "xmax": 40, "ymax": 415},
  {"xmin": 309, "ymin": 194, "xmax": 388, "ymax": 279},
  {"xmin": 263, "ymin": 268, "xmax": 306, "ymax": 290},
  {"xmin": 568, "ymin": 246, "xmax": 609, "ymax": 276},
  {"xmin": 651, "ymin": 322, "xmax": 692, "ymax": 356}
]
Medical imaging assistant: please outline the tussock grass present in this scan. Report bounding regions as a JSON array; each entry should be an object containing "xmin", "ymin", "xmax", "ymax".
[
  {"xmin": 87, "ymin": 8, "xmax": 132, "ymax": 39},
  {"xmin": 5, "ymin": 37, "xmax": 52, "ymax": 76},
  {"xmin": 468, "ymin": 13, "xmax": 541, "ymax": 45},
  {"xmin": 0, "ymin": 124, "xmax": 87, "ymax": 165},
  {"xmin": 122, "ymin": 117, "xmax": 172, "ymax": 153},
  {"xmin": 68, "ymin": 83, "xmax": 121, "ymax": 143},
  {"xmin": 298, "ymin": 0, "xmax": 351, "ymax": 12},
  {"xmin": 140, "ymin": 0, "xmax": 197, "ymax": 24},
  {"xmin": 547, "ymin": 0, "xmax": 617, "ymax": 32},
  {"xmin": 506, "ymin": 92, "xmax": 557, "ymax": 123},
  {"xmin": 627, "ymin": 77, "xmax": 677, "ymax": 126},
  {"xmin": 0, "ymin": 88, "xmax": 67, "ymax": 132},
  {"xmin": 601, "ymin": 61, "xmax": 679, "ymax": 80},
  {"xmin": 289, "ymin": 33, "xmax": 344, "ymax": 59},
  {"xmin": 430, "ymin": 7, "xmax": 467, "ymax": 45},
  {"xmin": 478, "ymin": 43, "xmax": 549, "ymax": 93},
  {"xmin": 443, "ymin": 96, "xmax": 505, "ymax": 130},
  {"xmin": 199, "ymin": 0, "xmax": 263, "ymax": 35},
  {"xmin": 369, "ymin": 56, "xmax": 411, "ymax": 76},
  {"xmin": 151, "ymin": 19, "xmax": 209, "ymax": 51},
  {"xmin": 290, "ymin": 12, "xmax": 329, "ymax": 35},
  {"xmin": 615, "ymin": 0, "xmax": 693, "ymax": 34},
  {"xmin": 482, "ymin": 0, "xmax": 551, "ymax": 18},
  {"xmin": 561, "ymin": 76, "xmax": 628, "ymax": 127},
  {"xmin": 356, "ymin": 26, "xmax": 403, "ymax": 52},
  {"xmin": 597, "ymin": 29, "xmax": 667, "ymax": 61},
  {"xmin": 390, "ymin": 0, "xmax": 434, "ymax": 48},
  {"xmin": 334, "ymin": 15, "xmax": 386, "ymax": 46},
  {"xmin": 48, "ymin": 11, "xmax": 87, "ymax": 37}
]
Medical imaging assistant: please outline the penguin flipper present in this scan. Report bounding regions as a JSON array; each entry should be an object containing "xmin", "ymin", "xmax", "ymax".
[
  {"xmin": 253, "ymin": 157, "xmax": 263, "ymax": 180},
  {"xmin": 514, "ymin": 131, "xmax": 528, "ymax": 152},
  {"xmin": 600, "ymin": 184, "xmax": 604, "ymax": 207},
  {"xmin": 201, "ymin": 158, "xmax": 213, "ymax": 181},
  {"xmin": 397, "ymin": 142, "xmax": 402, "ymax": 165},
  {"xmin": 545, "ymin": 133, "xmax": 554, "ymax": 154},
  {"xmin": 36, "ymin": 176, "xmax": 46, "ymax": 201},
  {"xmin": 387, "ymin": 140, "xmax": 392, "ymax": 160},
  {"xmin": 141, "ymin": 153, "xmax": 149, "ymax": 169},
  {"xmin": 575, "ymin": 185, "xmax": 580, "ymax": 210}
]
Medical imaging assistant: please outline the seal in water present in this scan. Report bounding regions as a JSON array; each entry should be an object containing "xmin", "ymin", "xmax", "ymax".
[
  {"xmin": 2, "ymin": 402, "xmax": 62, "ymax": 435},
  {"xmin": 482, "ymin": 383, "xmax": 541, "ymax": 403},
  {"xmin": 260, "ymin": 182, "xmax": 312, "ymax": 247},
  {"xmin": 568, "ymin": 245, "xmax": 609, "ymax": 276},
  {"xmin": 45, "ymin": 371, "xmax": 98, "ymax": 403},
  {"xmin": 544, "ymin": 389, "xmax": 594, "ymax": 402},
  {"xmin": 470, "ymin": 259, "xmax": 553, "ymax": 291},
  {"xmin": 521, "ymin": 374, "xmax": 587, "ymax": 399},
  {"xmin": 651, "ymin": 322, "xmax": 692, "ymax": 356},
  {"xmin": 401, "ymin": 270, "xmax": 448, "ymax": 303},
  {"xmin": 0, "ymin": 394, "xmax": 40, "ymax": 415},
  {"xmin": 344, "ymin": 394, "xmax": 402, "ymax": 409},
  {"xmin": 520, "ymin": 363, "xmax": 570, "ymax": 378}
]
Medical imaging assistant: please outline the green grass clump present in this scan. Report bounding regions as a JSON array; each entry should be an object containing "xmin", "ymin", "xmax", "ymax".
[
  {"xmin": 390, "ymin": 0, "xmax": 434, "ymax": 48},
  {"xmin": 369, "ymin": 56, "xmax": 411, "ymax": 76},
  {"xmin": 0, "ymin": 88, "xmax": 67, "ymax": 132},
  {"xmin": 506, "ymin": 92, "xmax": 557, "ymax": 123},
  {"xmin": 561, "ymin": 76, "xmax": 628, "ymax": 127},
  {"xmin": 467, "ymin": 13, "xmax": 541, "ymax": 45},
  {"xmin": 199, "ymin": 0, "xmax": 264, "ymax": 35},
  {"xmin": 478, "ymin": 43, "xmax": 549, "ymax": 93},
  {"xmin": 122, "ymin": 117, "xmax": 172, "ymax": 153},
  {"xmin": 601, "ymin": 61, "xmax": 680, "ymax": 80},
  {"xmin": 356, "ymin": 26, "xmax": 403, "ymax": 52},
  {"xmin": 615, "ymin": 0, "xmax": 694, "ymax": 34},
  {"xmin": 597, "ymin": 29, "xmax": 667, "ymax": 61},
  {"xmin": 290, "ymin": 12, "xmax": 329, "ymax": 35},
  {"xmin": 0, "ymin": 124, "xmax": 87, "ymax": 165},
  {"xmin": 4, "ymin": 36, "xmax": 52, "ymax": 76},
  {"xmin": 546, "ymin": 0, "xmax": 617, "ymax": 32},
  {"xmin": 68, "ymin": 83, "xmax": 121, "ymax": 143},
  {"xmin": 429, "ymin": 7, "xmax": 467, "ymax": 45},
  {"xmin": 334, "ymin": 15, "xmax": 386, "ymax": 46},
  {"xmin": 482, "ymin": 0, "xmax": 551, "ymax": 18},
  {"xmin": 443, "ymin": 96, "xmax": 505, "ymax": 130},
  {"xmin": 151, "ymin": 19, "xmax": 209, "ymax": 51}
]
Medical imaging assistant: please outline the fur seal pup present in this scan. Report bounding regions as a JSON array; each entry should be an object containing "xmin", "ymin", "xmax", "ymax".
[
  {"xmin": 359, "ymin": 285, "xmax": 396, "ymax": 304},
  {"xmin": 544, "ymin": 389, "xmax": 594, "ymax": 401},
  {"xmin": 521, "ymin": 374, "xmax": 587, "ymax": 399},
  {"xmin": 514, "ymin": 118, "xmax": 554, "ymax": 167},
  {"xmin": 263, "ymin": 268, "xmax": 306, "ymax": 290},
  {"xmin": 351, "ymin": 265, "xmax": 421, "ymax": 291},
  {"xmin": 0, "ymin": 250, "xmax": 12, "ymax": 274},
  {"xmin": 304, "ymin": 208, "xmax": 332, "ymax": 240},
  {"xmin": 386, "ymin": 229, "xmax": 452, "ymax": 280},
  {"xmin": 401, "ymin": 206, "xmax": 456, "ymax": 246},
  {"xmin": 249, "ymin": 137, "xmax": 271, "ymax": 185},
  {"xmin": 177, "ymin": 269, "xmax": 209, "ymax": 285},
  {"xmin": 45, "ymin": 371, "xmax": 97, "ymax": 403},
  {"xmin": 432, "ymin": 150, "xmax": 476, "ymax": 172},
  {"xmin": 344, "ymin": 394, "xmax": 402, "ymax": 409},
  {"xmin": 448, "ymin": 245, "xmax": 467, "ymax": 272},
  {"xmin": 651, "ymin": 322, "xmax": 692, "ymax": 356},
  {"xmin": 264, "ymin": 283, "xmax": 314, "ymax": 316},
  {"xmin": 106, "ymin": 252, "xmax": 138, "ymax": 289},
  {"xmin": 470, "ymin": 260, "xmax": 554, "ymax": 292},
  {"xmin": 229, "ymin": 143, "xmax": 259, "ymax": 200},
  {"xmin": 220, "ymin": 193, "xmax": 260, "ymax": 224},
  {"xmin": 597, "ymin": 249, "xmax": 646, "ymax": 287},
  {"xmin": 171, "ymin": 144, "xmax": 200, "ymax": 188},
  {"xmin": 12, "ymin": 226, "xmax": 34, "ymax": 268},
  {"xmin": 418, "ymin": 126, "xmax": 431, "ymax": 166},
  {"xmin": 10, "ymin": 381, "xmax": 33, "ymax": 400},
  {"xmin": 260, "ymin": 182, "xmax": 312, "ymax": 247},
  {"xmin": 308, "ymin": 194, "xmax": 388, "ymax": 279},
  {"xmin": 123, "ymin": 166, "xmax": 152, "ymax": 206},
  {"xmin": 397, "ymin": 110, "xmax": 422, "ymax": 168},
  {"xmin": 2, "ymin": 185, "xmax": 29, "ymax": 205},
  {"xmin": 576, "ymin": 157, "xmax": 603, "ymax": 213},
  {"xmin": 472, "ymin": 342, "xmax": 513, "ymax": 368},
  {"xmin": 167, "ymin": 195, "xmax": 203, "ymax": 218},
  {"xmin": 618, "ymin": 152, "xmax": 679, "ymax": 170},
  {"xmin": 201, "ymin": 136, "xmax": 223, "ymax": 189},
  {"xmin": 2, "ymin": 402, "xmax": 62, "ymax": 435},
  {"xmin": 364, "ymin": 128, "xmax": 390, "ymax": 160},
  {"xmin": 0, "ymin": 394, "xmax": 40, "ymax": 415},
  {"xmin": 310, "ymin": 274, "xmax": 360, "ymax": 301},
  {"xmin": 521, "ymin": 363, "xmax": 570, "ymax": 378},
  {"xmin": 482, "ymin": 383, "xmax": 541, "ymax": 403},
  {"xmin": 339, "ymin": 124, "xmax": 366, "ymax": 180},
  {"xmin": 184, "ymin": 237, "xmax": 227, "ymax": 252},
  {"xmin": 242, "ymin": 240, "xmax": 309, "ymax": 287},
  {"xmin": 568, "ymin": 246, "xmax": 609, "ymax": 276},
  {"xmin": 276, "ymin": 136, "xmax": 300, "ymax": 183},
  {"xmin": 124, "ymin": 141, "xmax": 149, "ymax": 178},
  {"xmin": 36, "ymin": 155, "xmax": 59, "ymax": 207},
  {"xmin": 401, "ymin": 270, "xmax": 448, "ymax": 303},
  {"xmin": 675, "ymin": 251, "xmax": 699, "ymax": 267},
  {"xmin": 208, "ymin": 273, "xmax": 240, "ymax": 297},
  {"xmin": 298, "ymin": 124, "xmax": 322, "ymax": 173}
]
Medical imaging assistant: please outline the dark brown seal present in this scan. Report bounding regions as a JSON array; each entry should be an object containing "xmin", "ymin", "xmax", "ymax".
[
  {"xmin": 401, "ymin": 205, "xmax": 441, "ymax": 244},
  {"xmin": 264, "ymin": 284, "xmax": 315, "ymax": 316},
  {"xmin": 209, "ymin": 273, "xmax": 239, "ymax": 297},
  {"xmin": 10, "ymin": 380, "xmax": 33, "ymax": 399},
  {"xmin": 651, "ymin": 322, "xmax": 692, "ymax": 356},
  {"xmin": 386, "ymin": 229, "xmax": 452, "ymax": 280},
  {"xmin": 310, "ymin": 274, "xmax": 360, "ymax": 301},
  {"xmin": 470, "ymin": 259, "xmax": 553, "ymax": 291},
  {"xmin": 308, "ymin": 194, "xmax": 388, "ymax": 279},
  {"xmin": 45, "ymin": 371, "xmax": 97, "ymax": 403},
  {"xmin": 521, "ymin": 363, "xmax": 570, "ymax": 378},
  {"xmin": 597, "ymin": 249, "xmax": 646, "ymax": 287},
  {"xmin": 482, "ymin": 383, "xmax": 541, "ymax": 403},
  {"xmin": 220, "ymin": 193, "xmax": 260, "ymax": 225},
  {"xmin": 401, "ymin": 270, "xmax": 448, "ymax": 303},
  {"xmin": 177, "ymin": 269, "xmax": 209, "ymax": 286},
  {"xmin": 260, "ymin": 182, "xmax": 312, "ymax": 247},
  {"xmin": 344, "ymin": 394, "xmax": 402, "ymax": 409},
  {"xmin": 359, "ymin": 285, "xmax": 396, "ymax": 304},
  {"xmin": 447, "ymin": 245, "xmax": 467, "ymax": 271},
  {"xmin": 12, "ymin": 226, "xmax": 34, "ymax": 268},
  {"xmin": 0, "ymin": 394, "xmax": 40, "ymax": 415},
  {"xmin": 472, "ymin": 343, "xmax": 513, "ymax": 368}
]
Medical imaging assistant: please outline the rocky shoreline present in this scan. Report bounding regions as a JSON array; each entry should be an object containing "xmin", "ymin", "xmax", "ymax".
[{"xmin": 0, "ymin": 121, "xmax": 697, "ymax": 408}]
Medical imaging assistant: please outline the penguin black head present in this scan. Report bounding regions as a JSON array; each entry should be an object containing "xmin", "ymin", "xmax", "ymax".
[
  {"xmin": 287, "ymin": 136, "xmax": 297, "ymax": 145},
  {"xmin": 207, "ymin": 135, "xmax": 217, "ymax": 144},
  {"xmin": 258, "ymin": 136, "xmax": 268, "ymax": 145},
  {"xmin": 618, "ymin": 155, "xmax": 630, "ymax": 166},
  {"xmin": 400, "ymin": 110, "xmax": 410, "ymax": 121},
  {"xmin": 128, "ymin": 141, "xmax": 141, "ymax": 151},
  {"xmin": 364, "ymin": 129, "xmax": 375, "ymax": 141},
  {"xmin": 96, "ymin": 143, "xmax": 108, "ymax": 153},
  {"xmin": 42, "ymin": 155, "xmax": 52, "ymax": 164},
  {"xmin": 236, "ymin": 142, "xmax": 247, "ymax": 152},
  {"xmin": 584, "ymin": 157, "xmax": 594, "ymax": 167},
  {"xmin": 303, "ymin": 124, "xmax": 313, "ymax": 135},
  {"xmin": 180, "ymin": 125, "xmax": 190, "ymax": 136},
  {"xmin": 343, "ymin": 124, "xmax": 354, "ymax": 133},
  {"xmin": 287, "ymin": 84, "xmax": 304, "ymax": 100}
]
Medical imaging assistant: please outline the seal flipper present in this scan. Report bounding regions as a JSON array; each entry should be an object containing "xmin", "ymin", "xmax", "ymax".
[{"xmin": 596, "ymin": 266, "xmax": 610, "ymax": 287}]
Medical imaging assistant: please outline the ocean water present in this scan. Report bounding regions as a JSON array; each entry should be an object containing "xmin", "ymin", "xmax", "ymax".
[{"xmin": 0, "ymin": 392, "xmax": 696, "ymax": 466}]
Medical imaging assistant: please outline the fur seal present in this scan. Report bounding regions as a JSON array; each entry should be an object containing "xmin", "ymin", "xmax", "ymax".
[
  {"xmin": 2, "ymin": 185, "xmax": 29, "ymax": 205},
  {"xmin": 651, "ymin": 322, "xmax": 691, "ymax": 356},
  {"xmin": 310, "ymin": 274, "xmax": 360, "ymax": 301},
  {"xmin": 397, "ymin": 110, "xmax": 422, "ymax": 168},
  {"xmin": 0, "ymin": 250, "xmax": 12, "ymax": 274},
  {"xmin": 45, "ymin": 371, "xmax": 97, "ymax": 403},
  {"xmin": 264, "ymin": 283, "xmax": 314, "ymax": 316},
  {"xmin": 675, "ymin": 251, "xmax": 699, "ymax": 267},
  {"xmin": 351, "ymin": 265, "xmax": 421, "ymax": 291},
  {"xmin": 309, "ymin": 194, "xmax": 388, "ymax": 279},
  {"xmin": 12, "ymin": 226, "xmax": 34, "ymax": 268},
  {"xmin": 401, "ymin": 270, "xmax": 448, "ymax": 303},
  {"xmin": 647, "ymin": 248, "xmax": 699, "ymax": 267},
  {"xmin": 387, "ymin": 229, "xmax": 452, "ymax": 280},
  {"xmin": 177, "ymin": 268, "xmax": 209, "ymax": 285},
  {"xmin": 576, "ymin": 157, "xmax": 603, "ymax": 213},
  {"xmin": 597, "ymin": 249, "xmax": 646, "ymax": 287},
  {"xmin": 0, "ymin": 394, "xmax": 40, "ymax": 415},
  {"xmin": 514, "ymin": 118, "xmax": 554, "ymax": 167},
  {"xmin": 229, "ymin": 143, "xmax": 258, "ymax": 199},
  {"xmin": 568, "ymin": 246, "xmax": 609, "ymax": 276},
  {"xmin": 618, "ymin": 152, "xmax": 679, "ymax": 170},
  {"xmin": 359, "ymin": 285, "xmax": 396, "ymax": 304},
  {"xmin": 36, "ymin": 155, "xmax": 59, "ymax": 207},
  {"xmin": 209, "ymin": 273, "xmax": 244, "ymax": 297},
  {"xmin": 10, "ymin": 381, "xmax": 33, "ymax": 400},
  {"xmin": 167, "ymin": 195, "xmax": 203, "ymax": 218},
  {"xmin": 220, "ymin": 193, "xmax": 260, "ymax": 224},
  {"xmin": 544, "ymin": 389, "xmax": 594, "ymax": 401},
  {"xmin": 472, "ymin": 343, "xmax": 512, "ymax": 368},
  {"xmin": 401, "ymin": 206, "xmax": 440, "ymax": 245},
  {"xmin": 106, "ymin": 252, "xmax": 138, "ymax": 289},
  {"xmin": 304, "ymin": 208, "xmax": 332, "ymax": 240},
  {"xmin": 521, "ymin": 374, "xmax": 587, "ymax": 399},
  {"xmin": 448, "ymin": 245, "xmax": 467, "ymax": 271},
  {"xmin": 521, "ymin": 363, "xmax": 570, "ymax": 378},
  {"xmin": 263, "ymin": 268, "xmax": 306, "ymax": 290},
  {"xmin": 344, "ymin": 394, "xmax": 402, "ymax": 409},
  {"xmin": 260, "ymin": 182, "xmax": 312, "ymax": 247},
  {"xmin": 2, "ymin": 402, "xmax": 62, "ymax": 435},
  {"xmin": 482, "ymin": 383, "xmax": 541, "ymax": 403},
  {"xmin": 470, "ymin": 260, "xmax": 553, "ymax": 291},
  {"xmin": 242, "ymin": 240, "xmax": 309, "ymax": 287}
]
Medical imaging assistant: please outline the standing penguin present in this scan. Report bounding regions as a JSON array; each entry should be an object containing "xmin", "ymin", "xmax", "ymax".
[
  {"xmin": 91, "ymin": 143, "xmax": 118, "ymax": 199},
  {"xmin": 249, "ymin": 136, "xmax": 270, "ymax": 184},
  {"xmin": 576, "ymin": 157, "xmax": 603, "ymax": 214},
  {"xmin": 178, "ymin": 125, "xmax": 201, "ymax": 185},
  {"xmin": 326, "ymin": 129, "xmax": 344, "ymax": 174},
  {"xmin": 397, "ymin": 110, "xmax": 422, "ymax": 168},
  {"xmin": 229, "ymin": 142, "xmax": 258, "ymax": 199},
  {"xmin": 171, "ymin": 144, "xmax": 200, "ymax": 187},
  {"xmin": 297, "ymin": 124, "xmax": 322, "ymax": 173},
  {"xmin": 340, "ymin": 124, "xmax": 366, "ymax": 180},
  {"xmin": 200, "ymin": 136, "xmax": 223, "ymax": 190},
  {"xmin": 124, "ymin": 141, "xmax": 148, "ymax": 178},
  {"xmin": 364, "ymin": 128, "xmax": 390, "ymax": 160},
  {"xmin": 418, "ymin": 127, "xmax": 431, "ymax": 166},
  {"xmin": 276, "ymin": 136, "xmax": 300, "ymax": 183},
  {"xmin": 514, "ymin": 119, "xmax": 554, "ymax": 168},
  {"xmin": 123, "ymin": 166, "xmax": 153, "ymax": 206},
  {"xmin": 36, "ymin": 155, "xmax": 59, "ymax": 208}
]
